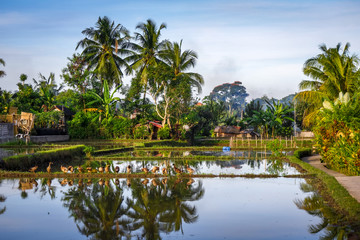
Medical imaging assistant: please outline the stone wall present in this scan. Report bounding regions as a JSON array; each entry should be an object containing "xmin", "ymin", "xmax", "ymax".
[{"xmin": 0, "ymin": 123, "xmax": 14, "ymax": 143}]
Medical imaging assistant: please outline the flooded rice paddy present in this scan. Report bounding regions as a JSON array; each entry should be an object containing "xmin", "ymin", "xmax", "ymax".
[{"xmin": 0, "ymin": 149, "xmax": 359, "ymax": 239}]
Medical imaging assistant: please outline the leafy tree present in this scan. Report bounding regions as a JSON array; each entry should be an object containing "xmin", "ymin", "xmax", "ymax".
[
  {"xmin": 295, "ymin": 43, "xmax": 360, "ymax": 126},
  {"xmin": 209, "ymin": 81, "xmax": 249, "ymax": 117},
  {"xmin": 61, "ymin": 54, "xmax": 94, "ymax": 109},
  {"xmin": 127, "ymin": 19, "xmax": 167, "ymax": 105},
  {"xmin": 12, "ymin": 83, "xmax": 42, "ymax": 112},
  {"xmin": 76, "ymin": 16, "xmax": 131, "ymax": 89},
  {"xmin": 0, "ymin": 89, "xmax": 12, "ymax": 114},
  {"xmin": 0, "ymin": 58, "xmax": 5, "ymax": 78},
  {"xmin": 244, "ymin": 100, "xmax": 262, "ymax": 119}
]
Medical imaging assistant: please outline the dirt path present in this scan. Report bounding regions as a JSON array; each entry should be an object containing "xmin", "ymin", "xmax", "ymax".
[{"xmin": 302, "ymin": 154, "xmax": 360, "ymax": 203}]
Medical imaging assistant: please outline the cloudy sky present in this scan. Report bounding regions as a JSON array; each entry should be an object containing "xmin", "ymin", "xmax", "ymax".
[{"xmin": 1, "ymin": 0, "xmax": 360, "ymax": 100}]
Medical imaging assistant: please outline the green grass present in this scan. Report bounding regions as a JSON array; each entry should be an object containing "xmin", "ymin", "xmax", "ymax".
[
  {"xmin": 289, "ymin": 149, "xmax": 360, "ymax": 221},
  {"xmin": 1, "ymin": 145, "xmax": 86, "ymax": 171}
]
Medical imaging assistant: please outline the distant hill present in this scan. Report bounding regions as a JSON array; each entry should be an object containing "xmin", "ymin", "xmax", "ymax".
[{"xmin": 252, "ymin": 94, "xmax": 295, "ymax": 110}]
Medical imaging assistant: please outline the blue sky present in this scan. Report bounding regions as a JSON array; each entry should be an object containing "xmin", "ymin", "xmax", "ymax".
[{"xmin": 1, "ymin": 0, "xmax": 360, "ymax": 100}]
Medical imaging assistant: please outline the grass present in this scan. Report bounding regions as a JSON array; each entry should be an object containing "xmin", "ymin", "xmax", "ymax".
[
  {"xmin": 1, "ymin": 145, "xmax": 85, "ymax": 171},
  {"xmin": 288, "ymin": 149, "xmax": 360, "ymax": 221}
]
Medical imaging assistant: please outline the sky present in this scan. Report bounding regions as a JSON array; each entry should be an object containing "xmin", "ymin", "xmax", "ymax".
[{"xmin": 1, "ymin": 0, "xmax": 360, "ymax": 101}]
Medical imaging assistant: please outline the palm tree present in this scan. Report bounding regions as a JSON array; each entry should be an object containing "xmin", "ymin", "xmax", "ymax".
[
  {"xmin": 0, "ymin": 58, "xmax": 5, "ymax": 78},
  {"xmin": 76, "ymin": 16, "xmax": 131, "ymax": 89},
  {"xmin": 295, "ymin": 43, "xmax": 360, "ymax": 126},
  {"xmin": 160, "ymin": 40, "xmax": 204, "ymax": 94},
  {"xmin": 127, "ymin": 19, "xmax": 167, "ymax": 105},
  {"xmin": 20, "ymin": 74, "xmax": 27, "ymax": 86}
]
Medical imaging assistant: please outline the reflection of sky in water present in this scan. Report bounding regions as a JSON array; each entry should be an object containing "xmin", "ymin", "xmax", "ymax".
[
  {"xmin": 111, "ymin": 158, "xmax": 300, "ymax": 176},
  {"xmin": 0, "ymin": 178, "xmax": 321, "ymax": 240}
]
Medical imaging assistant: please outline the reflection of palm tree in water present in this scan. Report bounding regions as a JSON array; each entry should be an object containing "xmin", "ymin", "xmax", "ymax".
[
  {"xmin": 62, "ymin": 181, "xmax": 131, "ymax": 240},
  {"xmin": 0, "ymin": 180, "xmax": 6, "ymax": 215},
  {"xmin": 295, "ymin": 182, "xmax": 360, "ymax": 239},
  {"xmin": 160, "ymin": 178, "xmax": 204, "ymax": 234},
  {"xmin": 127, "ymin": 177, "xmax": 204, "ymax": 239}
]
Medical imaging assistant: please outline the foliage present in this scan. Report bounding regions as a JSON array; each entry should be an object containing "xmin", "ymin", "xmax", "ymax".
[
  {"xmin": 33, "ymin": 72, "xmax": 63, "ymax": 111},
  {"xmin": 34, "ymin": 111, "xmax": 62, "ymax": 129},
  {"xmin": 12, "ymin": 83, "xmax": 42, "ymax": 112},
  {"xmin": 247, "ymin": 99, "xmax": 294, "ymax": 138},
  {"xmin": 293, "ymin": 148, "xmax": 312, "ymax": 159},
  {"xmin": 76, "ymin": 16, "xmax": 131, "ymax": 88},
  {"xmin": 313, "ymin": 92, "xmax": 360, "ymax": 175},
  {"xmin": 127, "ymin": 18, "xmax": 167, "ymax": 105},
  {"xmin": 83, "ymin": 145, "xmax": 95, "ymax": 157},
  {"xmin": 68, "ymin": 111, "xmax": 100, "ymax": 139},
  {"xmin": 87, "ymin": 79, "xmax": 121, "ymax": 119},
  {"xmin": 101, "ymin": 116, "xmax": 133, "ymax": 139},
  {"xmin": 157, "ymin": 124, "xmax": 170, "ymax": 139},
  {"xmin": 0, "ymin": 58, "xmax": 5, "ymax": 78},
  {"xmin": 61, "ymin": 54, "xmax": 94, "ymax": 109},
  {"xmin": 295, "ymin": 43, "xmax": 360, "ymax": 126},
  {"xmin": 133, "ymin": 124, "xmax": 149, "ymax": 139}
]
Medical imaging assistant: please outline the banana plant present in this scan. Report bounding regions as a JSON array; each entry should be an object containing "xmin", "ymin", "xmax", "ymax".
[{"xmin": 87, "ymin": 79, "xmax": 121, "ymax": 119}]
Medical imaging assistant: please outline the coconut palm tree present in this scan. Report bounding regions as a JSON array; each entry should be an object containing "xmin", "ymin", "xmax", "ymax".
[
  {"xmin": 127, "ymin": 19, "xmax": 167, "ymax": 104},
  {"xmin": 0, "ymin": 58, "xmax": 5, "ymax": 78},
  {"xmin": 160, "ymin": 40, "xmax": 204, "ymax": 94},
  {"xmin": 295, "ymin": 43, "xmax": 360, "ymax": 126},
  {"xmin": 76, "ymin": 16, "xmax": 131, "ymax": 89}
]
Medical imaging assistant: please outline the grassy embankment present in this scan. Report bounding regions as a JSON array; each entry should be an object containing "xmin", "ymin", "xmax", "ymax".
[
  {"xmin": 1, "ymin": 145, "xmax": 85, "ymax": 171},
  {"xmin": 289, "ymin": 148, "xmax": 360, "ymax": 221}
]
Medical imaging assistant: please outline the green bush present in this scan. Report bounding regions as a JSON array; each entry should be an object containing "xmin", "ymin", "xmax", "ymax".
[
  {"xmin": 133, "ymin": 125, "xmax": 149, "ymax": 139},
  {"xmin": 294, "ymin": 148, "xmax": 312, "ymax": 159},
  {"xmin": 34, "ymin": 111, "xmax": 62, "ymax": 128},
  {"xmin": 157, "ymin": 124, "xmax": 170, "ymax": 139},
  {"xmin": 112, "ymin": 117, "xmax": 133, "ymax": 138},
  {"xmin": 68, "ymin": 112, "xmax": 100, "ymax": 139},
  {"xmin": 313, "ymin": 94, "xmax": 360, "ymax": 175}
]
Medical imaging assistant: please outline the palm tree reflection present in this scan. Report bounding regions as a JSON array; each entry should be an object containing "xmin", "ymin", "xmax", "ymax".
[
  {"xmin": 62, "ymin": 179, "xmax": 131, "ymax": 239},
  {"xmin": 61, "ymin": 177, "xmax": 204, "ymax": 240},
  {"xmin": 295, "ymin": 181, "xmax": 360, "ymax": 239}
]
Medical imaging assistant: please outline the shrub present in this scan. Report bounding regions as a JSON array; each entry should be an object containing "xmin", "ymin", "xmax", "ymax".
[
  {"xmin": 68, "ymin": 112, "xmax": 100, "ymax": 139},
  {"xmin": 157, "ymin": 124, "xmax": 170, "ymax": 139},
  {"xmin": 133, "ymin": 125, "xmax": 149, "ymax": 139},
  {"xmin": 294, "ymin": 148, "xmax": 312, "ymax": 159},
  {"xmin": 34, "ymin": 111, "xmax": 62, "ymax": 129}
]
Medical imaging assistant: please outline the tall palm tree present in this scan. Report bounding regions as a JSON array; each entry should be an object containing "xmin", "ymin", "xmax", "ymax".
[
  {"xmin": 160, "ymin": 40, "xmax": 204, "ymax": 94},
  {"xmin": 295, "ymin": 42, "xmax": 360, "ymax": 126},
  {"xmin": 76, "ymin": 16, "xmax": 131, "ymax": 89},
  {"xmin": 0, "ymin": 58, "xmax": 5, "ymax": 78},
  {"xmin": 127, "ymin": 19, "xmax": 167, "ymax": 104}
]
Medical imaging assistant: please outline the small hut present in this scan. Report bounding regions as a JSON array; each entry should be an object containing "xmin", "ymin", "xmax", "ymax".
[{"xmin": 214, "ymin": 126, "xmax": 260, "ymax": 138}]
